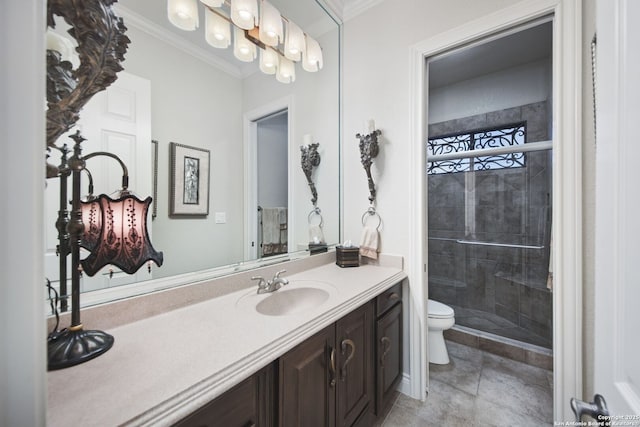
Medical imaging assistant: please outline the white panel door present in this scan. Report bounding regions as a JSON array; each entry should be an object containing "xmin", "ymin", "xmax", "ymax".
[
  {"xmin": 594, "ymin": 0, "xmax": 640, "ymax": 417},
  {"xmin": 44, "ymin": 71, "xmax": 152, "ymax": 298}
]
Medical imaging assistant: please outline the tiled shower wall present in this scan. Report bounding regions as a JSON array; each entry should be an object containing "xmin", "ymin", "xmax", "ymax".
[{"xmin": 428, "ymin": 101, "xmax": 553, "ymax": 348}]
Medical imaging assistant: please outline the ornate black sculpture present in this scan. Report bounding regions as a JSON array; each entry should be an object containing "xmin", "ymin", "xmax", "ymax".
[
  {"xmin": 356, "ymin": 129, "xmax": 381, "ymax": 204},
  {"xmin": 300, "ymin": 142, "xmax": 321, "ymax": 207},
  {"xmin": 46, "ymin": 0, "xmax": 130, "ymax": 153}
]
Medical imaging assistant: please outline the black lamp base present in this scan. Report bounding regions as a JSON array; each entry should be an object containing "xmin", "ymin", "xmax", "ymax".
[{"xmin": 47, "ymin": 325, "xmax": 114, "ymax": 371}]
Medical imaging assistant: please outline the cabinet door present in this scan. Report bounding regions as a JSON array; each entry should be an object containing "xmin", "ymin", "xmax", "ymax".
[
  {"xmin": 174, "ymin": 364, "xmax": 274, "ymax": 427},
  {"xmin": 335, "ymin": 302, "xmax": 374, "ymax": 427},
  {"xmin": 375, "ymin": 302, "xmax": 402, "ymax": 417},
  {"xmin": 279, "ymin": 324, "xmax": 336, "ymax": 427}
]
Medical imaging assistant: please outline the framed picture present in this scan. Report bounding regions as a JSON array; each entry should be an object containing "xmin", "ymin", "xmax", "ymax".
[
  {"xmin": 169, "ymin": 142, "xmax": 210, "ymax": 216},
  {"xmin": 151, "ymin": 140, "xmax": 159, "ymax": 220}
]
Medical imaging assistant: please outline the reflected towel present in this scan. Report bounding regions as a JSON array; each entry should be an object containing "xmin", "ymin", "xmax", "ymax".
[
  {"xmin": 359, "ymin": 225, "xmax": 379, "ymax": 259},
  {"xmin": 309, "ymin": 225, "xmax": 325, "ymax": 244}
]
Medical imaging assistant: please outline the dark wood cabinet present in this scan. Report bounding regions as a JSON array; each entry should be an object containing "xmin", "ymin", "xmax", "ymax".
[
  {"xmin": 375, "ymin": 283, "xmax": 403, "ymax": 417},
  {"xmin": 174, "ymin": 363, "xmax": 275, "ymax": 427},
  {"xmin": 279, "ymin": 324, "xmax": 336, "ymax": 427},
  {"xmin": 176, "ymin": 281, "xmax": 403, "ymax": 427},
  {"xmin": 335, "ymin": 302, "xmax": 374, "ymax": 427},
  {"xmin": 279, "ymin": 302, "xmax": 374, "ymax": 427}
]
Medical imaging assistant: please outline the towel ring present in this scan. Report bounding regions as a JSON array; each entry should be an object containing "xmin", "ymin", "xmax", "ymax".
[
  {"xmin": 308, "ymin": 207, "xmax": 324, "ymax": 227},
  {"xmin": 361, "ymin": 207, "xmax": 381, "ymax": 230}
]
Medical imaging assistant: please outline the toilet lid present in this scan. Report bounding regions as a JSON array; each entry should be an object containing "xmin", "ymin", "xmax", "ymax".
[{"xmin": 428, "ymin": 299, "xmax": 454, "ymax": 319}]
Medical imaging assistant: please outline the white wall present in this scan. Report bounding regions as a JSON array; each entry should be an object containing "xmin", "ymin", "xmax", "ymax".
[
  {"xmin": 122, "ymin": 26, "xmax": 245, "ymax": 278},
  {"xmin": 0, "ymin": 0, "xmax": 47, "ymax": 425},
  {"xmin": 428, "ymin": 58, "xmax": 551, "ymax": 123},
  {"xmin": 257, "ymin": 113, "xmax": 289, "ymax": 207}
]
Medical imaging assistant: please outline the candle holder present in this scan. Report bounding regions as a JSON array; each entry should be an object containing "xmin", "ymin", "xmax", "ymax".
[{"xmin": 356, "ymin": 128, "xmax": 381, "ymax": 205}]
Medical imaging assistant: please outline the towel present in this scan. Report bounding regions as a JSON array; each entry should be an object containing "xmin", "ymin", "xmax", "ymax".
[
  {"xmin": 359, "ymin": 225, "xmax": 379, "ymax": 259},
  {"xmin": 309, "ymin": 224, "xmax": 326, "ymax": 244}
]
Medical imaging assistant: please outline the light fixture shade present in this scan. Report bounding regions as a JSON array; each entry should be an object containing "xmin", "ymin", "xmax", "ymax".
[
  {"xmin": 233, "ymin": 27, "xmax": 257, "ymax": 62},
  {"xmin": 230, "ymin": 0, "xmax": 258, "ymax": 30},
  {"xmin": 259, "ymin": 1, "xmax": 282, "ymax": 47},
  {"xmin": 284, "ymin": 20, "xmax": 305, "ymax": 61},
  {"xmin": 81, "ymin": 193, "xmax": 163, "ymax": 276},
  {"xmin": 205, "ymin": 9, "xmax": 231, "ymax": 48},
  {"xmin": 259, "ymin": 48, "xmax": 278, "ymax": 74},
  {"xmin": 200, "ymin": 0, "xmax": 223, "ymax": 7},
  {"xmin": 80, "ymin": 197, "xmax": 102, "ymax": 251},
  {"xmin": 276, "ymin": 56, "xmax": 295, "ymax": 84},
  {"xmin": 168, "ymin": 0, "xmax": 199, "ymax": 31},
  {"xmin": 303, "ymin": 35, "xmax": 323, "ymax": 72}
]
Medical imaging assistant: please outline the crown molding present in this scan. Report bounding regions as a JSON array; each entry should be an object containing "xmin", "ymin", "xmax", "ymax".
[
  {"xmin": 343, "ymin": 0, "xmax": 384, "ymax": 22},
  {"xmin": 320, "ymin": 0, "xmax": 346, "ymax": 23},
  {"xmin": 115, "ymin": 5, "xmax": 243, "ymax": 80}
]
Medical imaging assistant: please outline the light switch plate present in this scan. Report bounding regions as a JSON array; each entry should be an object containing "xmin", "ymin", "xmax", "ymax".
[{"xmin": 215, "ymin": 212, "xmax": 226, "ymax": 224}]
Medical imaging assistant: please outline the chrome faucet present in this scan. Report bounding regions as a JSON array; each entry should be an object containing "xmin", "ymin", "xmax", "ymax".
[{"xmin": 252, "ymin": 269, "xmax": 289, "ymax": 294}]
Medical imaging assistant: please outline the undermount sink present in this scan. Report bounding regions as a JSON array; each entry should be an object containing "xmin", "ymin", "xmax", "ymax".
[{"xmin": 236, "ymin": 280, "xmax": 337, "ymax": 317}]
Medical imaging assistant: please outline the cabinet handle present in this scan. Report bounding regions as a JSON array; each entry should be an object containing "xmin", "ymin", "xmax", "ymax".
[
  {"xmin": 329, "ymin": 347, "xmax": 336, "ymax": 387},
  {"xmin": 380, "ymin": 336, "xmax": 391, "ymax": 367},
  {"xmin": 387, "ymin": 292, "xmax": 400, "ymax": 301},
  {"xmin": 340, "ymin": 339, "xmax": 355, "ymax": 380}
]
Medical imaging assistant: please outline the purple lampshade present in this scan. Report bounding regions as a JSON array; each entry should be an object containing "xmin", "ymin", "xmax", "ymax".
[
  {"xmin": 81, "ymin": 192, "xmax": 163, "ymax": 276},
  {"xmin": 80, "ymin": 196, "xmax": 102, "ymax": 251}
]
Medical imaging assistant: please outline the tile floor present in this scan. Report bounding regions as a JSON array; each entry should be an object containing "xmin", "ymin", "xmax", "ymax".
[{"xmin": 381, "ymin": 340, "xmax": 553, "ymax": 426}]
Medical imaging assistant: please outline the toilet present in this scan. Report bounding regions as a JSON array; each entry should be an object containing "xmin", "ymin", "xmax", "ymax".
[{"xmin": 427, "ymin": 299, "xmax": 455, "ymax": 364}]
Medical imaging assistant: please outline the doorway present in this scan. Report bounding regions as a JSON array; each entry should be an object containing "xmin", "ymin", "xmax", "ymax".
[
  {"xmin": 256, "ymin": 110, "xmax": 289, "ymax": 258},
  {"xmin": 409, "ymin": 1, "xmax": 582, "ymax": 420},
  {"xmin": 426, "ymin": 21, "xmax": 553, "ymax": 349}
]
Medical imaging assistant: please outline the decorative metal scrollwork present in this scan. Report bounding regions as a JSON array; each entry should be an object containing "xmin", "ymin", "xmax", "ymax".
[
  {"xmin": 427, "ymin": 123, "xmax": 526, "ymax": 175},
  {"xmin": 46, "ymin": 0, "xmax": 130, "ymax": 153},
  {"xmin": 356, "ymin": 129, "xmax": 381, "ymax": 204},
  {"xmin": 300, "ymin": 142, "xmax": 321, "ymax": 207}
]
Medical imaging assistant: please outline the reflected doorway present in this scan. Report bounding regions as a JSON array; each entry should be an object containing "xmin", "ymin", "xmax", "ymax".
[{"xmin": 256, "ymin": 110, "xmax": 289, "ymax": 258}]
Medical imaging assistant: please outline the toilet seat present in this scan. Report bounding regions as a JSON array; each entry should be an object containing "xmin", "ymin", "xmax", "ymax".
[{"xmin": 428, "ymin": 299, "xmax": 454, "ymax": 319}]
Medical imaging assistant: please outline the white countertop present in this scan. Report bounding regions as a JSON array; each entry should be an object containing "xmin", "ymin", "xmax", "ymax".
[{"xmin": 47, "ymin": 261, "xmax": 406, "ymax": 426}]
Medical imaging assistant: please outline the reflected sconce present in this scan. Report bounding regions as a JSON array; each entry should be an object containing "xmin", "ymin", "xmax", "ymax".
[
  {"xmin": 276, "ymin": 55, "xmax": 295, "ymax": 84},
  {"xmin": 230, "ymin": 0, "xmax": 258, "ymax": 30},
  {"xmin": 303, "ymin": 35, "xmax": 323, "ymax": 72},
  {"xmin": 168, "ymin": 0, "xmax": 200, "ymax": 31},
  {"xmin": 205, "ymin": 8, "xmax": 231, "ymax": 48},
  {"xmin": 259, "ymin": 47, "xmax": 278, "ymax": 74},
  {"xmin": 234, "ymin": 27, "xmax": 257, "ymax": 62},
  {"xmin": 284, "ymin": 20, "xmax": 305, "ymax": 61},
  {"xmin": 168, "ymin": 0, "xmax": 323, "ymax": 83}
]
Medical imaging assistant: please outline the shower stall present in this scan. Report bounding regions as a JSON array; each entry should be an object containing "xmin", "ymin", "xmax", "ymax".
[{"xmin": 427, "ymin": 111, "xmax": 552, "ymax": 349}]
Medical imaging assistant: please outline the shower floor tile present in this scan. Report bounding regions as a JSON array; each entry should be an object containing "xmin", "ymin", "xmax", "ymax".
[{"xmin": 380, "ymin": 341, "xmax": 554, "ymax": 427}]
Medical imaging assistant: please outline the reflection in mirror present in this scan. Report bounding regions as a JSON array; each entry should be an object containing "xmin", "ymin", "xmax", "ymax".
[{"xmin": 44, "ymin": 0, "xmax": 340, "ymax": 307}]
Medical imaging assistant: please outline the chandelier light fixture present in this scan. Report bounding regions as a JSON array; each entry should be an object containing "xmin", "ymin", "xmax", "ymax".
[{"xmin": 167, "ymin": 0, "xmax": 323, "ymax": 83}]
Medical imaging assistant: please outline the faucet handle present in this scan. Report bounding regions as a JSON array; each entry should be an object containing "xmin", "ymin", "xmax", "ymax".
[{"xmin": 274, "ymin": 269, "xmax": 287, "ymax": 279}]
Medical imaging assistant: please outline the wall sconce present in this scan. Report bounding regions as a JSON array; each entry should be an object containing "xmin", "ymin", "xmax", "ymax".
[
  {"xmin": 168, "ymin": 0, "xmax": 323, "ymax": 84},
  {"xmin": 46, "ymin": 0, "xmax": 163, "ymax": 370}
]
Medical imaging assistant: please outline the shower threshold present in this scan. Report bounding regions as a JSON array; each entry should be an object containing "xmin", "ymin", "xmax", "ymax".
[{"xmin": 444, "ymin": 325, "xmax": 553, "ymax": 370}]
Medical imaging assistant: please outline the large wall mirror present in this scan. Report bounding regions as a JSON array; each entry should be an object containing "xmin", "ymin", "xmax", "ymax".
[{"xmin": 44, "ymin": 0, "xmax": 341, "ymax": 307}]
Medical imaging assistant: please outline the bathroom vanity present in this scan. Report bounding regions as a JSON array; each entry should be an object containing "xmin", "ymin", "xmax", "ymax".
[{"xmin": 46, "ymin": 253, "xmax": 406, "ymax": 426}]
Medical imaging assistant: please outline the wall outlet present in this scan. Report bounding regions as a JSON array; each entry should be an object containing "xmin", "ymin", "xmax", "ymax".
[{"xmin": 215, "ymin": 212, "xmax": 226, "ymax": 224}]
